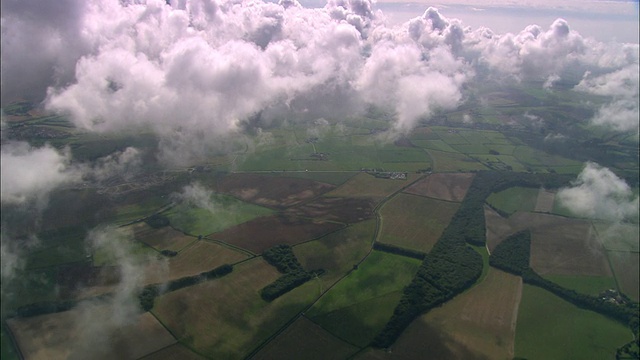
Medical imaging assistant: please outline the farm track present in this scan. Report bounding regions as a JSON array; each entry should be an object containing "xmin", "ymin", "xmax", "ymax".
[{"xmin": 244, "ymin": 174, "xmax": 426, "ymax": 359}]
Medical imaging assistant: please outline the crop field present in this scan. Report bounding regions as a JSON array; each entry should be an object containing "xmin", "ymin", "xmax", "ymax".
[
  {"xmin": 514, "ymin": 285, "xmax": 632, "ymax": 360},
  {"xmin": 534, "ymin": 188, "xmax": 556, "ymax": 213},
  {"xmin": 486, "ymin": 186, "xmax": 539, "ymax": 215},
  {"xmin": 608, "ymin": 251, "xmax": 640, "ymax": 301},
  {"xmin": 542, "ymin": 274, "xmax": 617, "ymax": 296},
  {"xmin": 152, "ymin": 258, "xmax": 318, "ymax": 359},
  {"xmin": 408, "ymin": 126, "xmax": 439, "ymax": 140},
  {"xmin": 403, "ymin": 172, "xmax": 475, "ymax": 202},
  {"xmin": 164, "ymin": 194, "xmax": 274, "ymax": 236},
  {"xmin": 294, "ymin": 220, "xmax": 375, "ymax": 286},
  {"xmin": 378, "ymin": 193, "xmax": 460, "ymax": 253},
  {"xmin": 325, "ymin": 172, "xmax": 422, "ymax": 200},
  {"xmin": 284, "ymin": 196, "xmax": 376, "ymax": 224},
  {"xmin": 131, "ymin": 223, "xmax": 197, "ymax": 252},
  {"xmin": 252, "ymin": 316, "xmax": 359, "ymax": 360},
  {"xmin": 7, "ymin": 306, "xmax": 176, "ymax": 360},
  {"xmin": 484, "ymin": 209, "xmax": 612, "ymax": 277},
  {"xmin": 593, "ymin": 222, "xmax": 640, "ymax": 252},
  {"xmin": 376, "ymin": 268, "xmax": 522, "ymax": 360},
  {"xmin": 306, "ymin": 251, "xmax": 421, "ymax": 345},
  {"xmin": 216, "ymin": 173, "xmax": 335, "ymax": 209},
  {"xmin": 425, "ymin": 149, "xmax": 488, "ymax": 172},
  {"xmin": 140, "ymin": 344, "xmax": 207, "ymax": 360},
  {"xmin": 144, "ymin": 240, "xmax": 249, "ymax": 284},
  {"xmin": 210, "ymin": 215, "xmax": 345, "ymax": 254}
]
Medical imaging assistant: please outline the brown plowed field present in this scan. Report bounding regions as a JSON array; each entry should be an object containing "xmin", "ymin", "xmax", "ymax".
[
  {"xmin": 131, "ymin": 222, "xmax": 197, "ymax": 252},
  {"xmin": 216, "ymin": 173, "xmax": 335, "ymax": 209},
  {"xmin": 404, "ymin": 173, "xmax": 475, "ymax": 202},
  {"xmin": 210, "ymin": 215, "xmax": 345, "ymax": 254},
  {"xmin": 325, "ymin": 172, "xmax": 421, "ymax": 201},
  {"xmin": 8, "ymin": 308, "xmax": 176, "ymax": 360},
  {"xmin": 284, "ymin": 197, "xmax": 376, "ymax": 223},
  {"xmin": 252, "ymin": 316, "xmax": 359, "ymax": 360},
  {"xmin": 484, "ymin": 208, "xmax": 611, "ymax": 277}
]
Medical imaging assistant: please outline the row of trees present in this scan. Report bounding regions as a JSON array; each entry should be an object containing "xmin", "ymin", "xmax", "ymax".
[
  {"xmin": 260, "ymin": 244, "xmax": 323, "ymax": 302},
  {"xmin": 139, "ymin": 264, "xmax": 233, "ymax": 311},
  {"xmin": 372, "ymin": 242, "xmax": 426, "ymax": 260}
]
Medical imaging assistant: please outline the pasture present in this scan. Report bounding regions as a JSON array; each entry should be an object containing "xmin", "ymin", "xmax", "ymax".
[
  {"xmin": 164, "ymin": 194, "xmax": 273, "ymax": 236},
  {"xmin": 514, "ymin": 285, "xmax": 632, "ymax": 360},
  {"xmin": 486, "ymin": 187, "xmax": 539, "ymax": 216},
  {"xmin": 534, "ymin": 188, "xmax": 556, "ymax": 213},
  {"xmin": 378, "ymin": 193, "xmax": 460, "ymax": 253},
  {"xmin": 404, "ymin": 172, "xmax": 475, "ymax": 202},
  {"xmin": 252, "ymin": 316, "xmax": 359, "ymax": 360},
  {"xmin": 210, "ymin": 215, "xmax": 345, "ymax": 254},
  {"xmin": 152, "ymin": 258, "xmax": 318, "ymax": 359},
  {"xmin": 378, "ymin": 267, "xmax": 522, "ymax": 360}
]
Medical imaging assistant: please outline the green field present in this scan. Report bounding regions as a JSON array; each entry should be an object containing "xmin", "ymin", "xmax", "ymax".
[
  {"xmin": 515, "ymin": 285, "xmax": 632, "ymax": 360},
  {"xmin": 543, "ymin": 274, "xmax": 618, "ymax": 296},
  {"xmin": 379, "ymin": 193, "xmax": 460, "ymax": 253},
  {"xmin": 486, "ymin": 187, "xmax": 539, "ymax": 215},
  {"xmin": 306, "ymin": 251, "xmax": 421, "ymax": 345},
  {"xmin": 164, "ymin": 194, "xmax": 273, "ymax": 236},
  {"xmin": 309, "ymin": 291, "xmax": 403, "ymax": 347},
  {"xmin": 426, "ymin": 149, "xmax": 488, "ymax": 172},
  {"xmin": 1, "ymin": 326, "xmax": 19, "ymax": 360},
  {"xmin": 294, "ymin": 220, "xmax": 375, "ymax": 286}
]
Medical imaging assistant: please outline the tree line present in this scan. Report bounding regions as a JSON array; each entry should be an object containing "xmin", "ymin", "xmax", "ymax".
[{"xmin": 260, "ymin": 244, "xmax": 324, "ymax": 302}]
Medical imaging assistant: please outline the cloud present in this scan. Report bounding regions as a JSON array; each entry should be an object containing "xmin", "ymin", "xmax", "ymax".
[
  {"xmin": 575, "ymin": 64, "xmax": 639, "ymax": 133},
  {"xmin": 1, "ymin": 0, "xmax": 638, "ymax": 143},
  {"xmin": 89, "ymin": 147, "xmax": 143, "ymax": 182},
  {"xmin": 67, "ymin": 226, "xmax": 159, "ymax": 358},
  {"xmin": 556, "ymin": 162, "xmax": 639, "ymax": 222},
  {"xmin": 170, "ymin": 182, "xmax": 216, "ymax": 213},
  {"xmin": 0, "ymin": 142, "xmax": 81, "ymax": 206}
]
